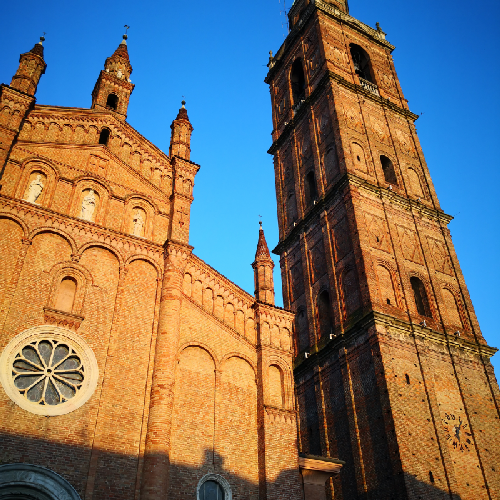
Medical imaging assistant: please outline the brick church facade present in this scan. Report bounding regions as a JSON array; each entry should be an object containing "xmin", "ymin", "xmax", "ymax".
[{"xmin": 0, "ymin": 2, "xmax": 499, "ymax": 500}]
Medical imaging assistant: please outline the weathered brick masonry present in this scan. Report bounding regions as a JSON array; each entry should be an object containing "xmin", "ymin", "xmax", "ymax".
[
  {"xmin": 0, "ymin": 35, "xmax": 306, "ymax": 500},
  {"xmin": 265, "ymin": 0, "xmax": 500, "ymax": 499}
]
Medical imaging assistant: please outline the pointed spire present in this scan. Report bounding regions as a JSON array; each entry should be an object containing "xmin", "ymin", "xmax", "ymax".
[
  {"xmin": 255, "ymin": 221, "xmax": 272, "ymax": 261},
  {"xmin": 176, "ymin": 100, "xmax": 190, "ymax": 121},
  {"xmin": 252, "ymin": 221, "xmax": 275, "ymax": 305},
  {"xmin": 29, "ymin": 35, "xmax": 45, "ymax": 58},
  {"xmin": 170, "ymin": 100, "xmax": 193, "ymax": 160},
  {"xmin": 91, "ymin": 31, "xmax": 134, "ymax": 119}
]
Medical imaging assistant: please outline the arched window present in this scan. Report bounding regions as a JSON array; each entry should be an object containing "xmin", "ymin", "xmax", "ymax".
[
  {"xmin": 99, "ymin": 128, "xmax": 110, "ymax": 146},
  {"xmin": 54, "ymin": 277, "xmax": 77, "ymax": 313},
  {"xmin": 317, "ymin": 290, "xmax": 333, "ymax": 338},
  {"xmin": 199, "ymin": 480, "xmax": 225, "ymax": 500},
  {"xmin": 291, "ymin": 59, "xmax": 306, "ymax": 106},
  {"xmin": 269, "ymin": 365, "xmax": 284, "ymax": 408},
  {"xmin": 350, "ymin": 44, "xmax": 373, "ymax": 83},
  {"xmin": 304, "ymin": 171, "xmax": 318, "ymax": 207},
  {"xmin": 296, "ymin": 307, "xmax": 310, "ymax": 353},
  {"xmin": 106, "ymin": 93, "xmax": 118, "ymax": 111},
  {"xmin": 380, "ymin": 155, "xmax": 398, "ymax": 185},
  {"xmin": 410, "ymin": 277, "xmax": 431, "ymax": 317}
]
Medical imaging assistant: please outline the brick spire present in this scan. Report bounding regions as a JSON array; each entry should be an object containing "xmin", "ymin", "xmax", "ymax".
[
  {"xmin": 169, "ymin": 100, "xmax": 193, "ymax": 160},
  {"xmin": 10, "ymin": 36, "xmax": 47, "ymax": 96},
  {"xmin": 91, "ymin": 33, "xmax": 134, "ymax": 119},
  {"xmin": 252, "ymin": 222, "xmax": 275, "ymax": 305}
]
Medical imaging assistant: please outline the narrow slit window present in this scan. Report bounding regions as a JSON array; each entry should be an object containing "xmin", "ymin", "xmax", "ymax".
[
  {"xmin": 291, "ymin": 59, "xmax": 306, "ymax": 106},
  {"xmin": 410, "ymin": 277, "xmax": 432, "ymax": 318},
  {"xmin": 305, "ymin": 171, "xmax": 318, "ymax": 207},
  {"xmin": 317, "ymin": 290, "xmax": 333, "ymax": 338},
  {"xmin": 380, "ymin": 155, "xmax": 398, "ymax": 185}
]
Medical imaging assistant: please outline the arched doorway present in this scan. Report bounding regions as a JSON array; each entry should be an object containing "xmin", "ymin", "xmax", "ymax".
[{"xmin": 0, "ymin": 464, "xmax": 81, "ymax": 500}]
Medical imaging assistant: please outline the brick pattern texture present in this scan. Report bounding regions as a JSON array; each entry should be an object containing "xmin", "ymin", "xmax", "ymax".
[{"xmin": 266, "ymin": 1, "xmax": 500, "ymax": 499}]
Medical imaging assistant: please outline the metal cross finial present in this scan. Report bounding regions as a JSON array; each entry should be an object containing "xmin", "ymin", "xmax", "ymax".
[
  {"xmin": 124, "ymin": 25, "xmax": 130, "ymax": 34},
  {"xmin": 258, "ymin": 215, "xmax": 263, "ymax": 227},
  {"xmin": 40, "ymin": 32, "xmax": 46, "ymax": 43}
]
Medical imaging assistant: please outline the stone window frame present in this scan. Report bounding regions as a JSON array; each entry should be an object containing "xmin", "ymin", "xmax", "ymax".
[
  {"xmin": 16, "ymin": 159, "xmax": 58, "ymax": 208},
  {"xmin": 196, "ymin": 473, "xmax": 232, "ymax": 500},
  {"xmin": 121, "ymin": 195, "xmax": 156, "ymax": 240},
  {"xmin": 0, "ymin": 463, "xmax": 81, "ymax": 500},
  {"xmin": 0, "ymin": 325, "xmax": 98, "ymax": 416},
  {"xmin": 70, "ymin": 178, "xmax": 110, "ymax": 225}
]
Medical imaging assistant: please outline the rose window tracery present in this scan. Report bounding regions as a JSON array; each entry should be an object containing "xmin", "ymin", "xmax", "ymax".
[
  {"xmin": 12, "ymin": 339, "xmax": 84, "ymax": 406},
  {"xmin": 0, "ymin": 325, "xmax": 98, "ymax": 416}
]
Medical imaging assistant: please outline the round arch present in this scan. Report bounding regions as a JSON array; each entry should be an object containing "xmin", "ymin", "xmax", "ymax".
[
  {"xmin": 0, "ymin": 213, "xmax": 29, "ymax": 239},
  {"xmin": 0, "ymin": 464, "xmax": 81, "ymax": 500},
  {"xmin": 28, "ymin": 227, "xmax": 78, "ymax": 255}
]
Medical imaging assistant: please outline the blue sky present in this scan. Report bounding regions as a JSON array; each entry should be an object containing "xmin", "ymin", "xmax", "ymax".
[{"xmin": 1, "ymin": 0, "xmax": 499, "ymax": 372}]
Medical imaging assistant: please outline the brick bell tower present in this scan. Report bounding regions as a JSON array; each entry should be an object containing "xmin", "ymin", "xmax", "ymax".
[
  {"xmin": 265, "ymin": 1, "xmax": 500, "ymax": 499},
  {"xmin": 91, "ymin": 32, "xmax": 134, "ymax": 119}
]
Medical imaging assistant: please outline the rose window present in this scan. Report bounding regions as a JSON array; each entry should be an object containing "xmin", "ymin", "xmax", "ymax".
[
  {"xmin": 0, "ymin": 325, "xmax": 98, "ymax": 416},
  {"xmin": 12, "ymin": 340, "xmax": 84, "ymax": 406}
]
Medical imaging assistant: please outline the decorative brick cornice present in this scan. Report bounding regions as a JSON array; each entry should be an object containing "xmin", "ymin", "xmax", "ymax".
[
  {"xmin": 294, "ymin": 310, "xmax": 498, "ymax": 374},
  {"xmin": 0, "ymin": 194, "xmax": 164, "ymax": 262},
  {"xmin": 273, "ymin": 172, "xmax": 452, "ymax": 255},
  {"xmin": 43, "ymin": 307, "xmax": 84, "ymax": 331},
  {"xmin": 30, "ymin": 105, "xmax": 171, "ymax": 166},
  {"xmin": 264, "ymin": 405, "xmax": 297, "ymax": 424}
]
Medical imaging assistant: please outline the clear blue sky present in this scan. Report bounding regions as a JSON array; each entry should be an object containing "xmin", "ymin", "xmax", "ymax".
[{"xmin": 1, "ymin": 0, "xmax": 499, "ymax": 372}]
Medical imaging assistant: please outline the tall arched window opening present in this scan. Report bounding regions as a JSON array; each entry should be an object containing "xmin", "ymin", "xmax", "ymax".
[
  {"xmin": 54, "ymin": 277, "xmax": 77, "ymax": 313},
  {"xmin": 350, "ymin": 44, "xmax": 373, "ymax": 83},
  {"xmin": 304, "ymin": 171, "xmax": 318, "ymax": 207},
  {"xmin": 99, "ymin": 128, "xmax": 110, "ymax": 146},
  {"xmin": 106, "ymin": 93, "xmax": 118, "ymax": 111},
  {"xmin": 199, "ymin": 480, "xmax": 225, "ymax": 500},
  {"xmin": 410, "ymin": 277, "xmax": 431, "ymax": 317},
  {"xmin": 290, "ymin": 59, "xmax": 306, "ymax": 106},
  {"xmin": 317, "ymin": 290, "xmax": 333, "ymax": 338},
  {"xmin": 296, "ymin": 308, "xmax": 309, "ymax": 354},
  {"xmin": 380, "ymin": 155, "xmax": 398, "ymax": 185}
]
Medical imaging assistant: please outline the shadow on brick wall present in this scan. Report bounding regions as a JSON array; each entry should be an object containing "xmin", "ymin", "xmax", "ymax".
[
  {"xmin": 0, "ymin": 429, "xmax": 468, "ymax": 500},
  {"xmin": 0, "ymin": 431, "xmax": 304, "ymax": 500}
]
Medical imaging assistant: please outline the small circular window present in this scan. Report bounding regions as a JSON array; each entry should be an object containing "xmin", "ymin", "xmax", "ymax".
[{"xmin": 0, "ymin": 326, "xmax": 98, "ymax": 416}]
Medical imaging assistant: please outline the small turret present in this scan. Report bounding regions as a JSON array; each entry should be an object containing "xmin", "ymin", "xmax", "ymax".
[
  {"xmin": 91, "ymin": 32, "xmax": 134, "ymax": 119},
  {"xmin": 169, "ymin": 101, "xmax": 193, "ymax": 160},
  {"xmin": 10, "ymin": 36, "xmax": 47, "ymax": 96},
  {"xmin": 252, "ymin": 222, "xmax": 275, "ymax": 305}
]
